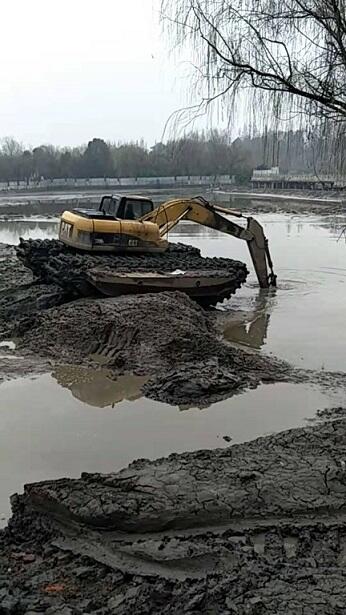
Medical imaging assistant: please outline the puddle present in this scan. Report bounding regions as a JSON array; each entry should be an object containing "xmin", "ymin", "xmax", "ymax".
[
  {"xmin": 52, "ymin": 366, "xmax": 148, "ymax": 407},
  {"xmin": 0, "ymin": 372, "xmax": 342, "ymax": 524}
]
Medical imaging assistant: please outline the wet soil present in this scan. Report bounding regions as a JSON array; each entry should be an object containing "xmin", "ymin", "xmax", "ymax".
[
  {"xmin": 315, "ymin": 406, "xmax": 346, "ymax": 421},
  {"xmin": 3, "ymin": 418, "xmax": 346, "ymax": 613},
  {"xmin": 0, "ymin": 243, "xmax": 68, "ymax": 370},
  {"xmin": 12, "ymin": 291, "xmax": 288, "ymax": 406},
  {"xmin": 0, "ymin": 244, "xmax": 66, "ymax": 319}
]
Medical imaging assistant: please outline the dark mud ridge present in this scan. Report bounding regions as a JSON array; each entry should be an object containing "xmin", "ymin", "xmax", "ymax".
[
  {"xmin": 0, "ymin": 243, "xmax": 67, "ymax": 339},
  {"xmin": 3, "ymin": 419, "xmax": 346, "ymax": 614}
]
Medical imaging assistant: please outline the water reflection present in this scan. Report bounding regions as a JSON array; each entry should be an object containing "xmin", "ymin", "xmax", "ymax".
[
  {"xmin": 52, "ymin": 366, "xmax": 147, "ymax": 408},
  {"xmin": 223, "ymin": 289, "xmax": 274, "ymax": 350},
  {"xmin": 0, "ymin": 219, "xmax": 58, "ymax": 244},
  {"xmin": 317, "ymin": 216, "xmax": 346, "ymax": 238}
]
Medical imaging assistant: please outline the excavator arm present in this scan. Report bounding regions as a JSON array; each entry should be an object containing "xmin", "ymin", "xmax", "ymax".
[{"xmin": 142, "ymin": 196, "xmax": 277, "ymax": 289}]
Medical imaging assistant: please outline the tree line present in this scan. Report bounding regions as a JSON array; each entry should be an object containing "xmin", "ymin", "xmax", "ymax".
[
  {"xmin": 0, "ymin": 129, "xmax": 337, "ymax": 185},
  {"xmin": 0, "ymin": 132, "xmax": 253, "ymax": 184}
]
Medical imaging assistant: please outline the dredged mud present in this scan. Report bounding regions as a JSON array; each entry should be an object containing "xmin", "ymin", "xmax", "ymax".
[
  {"xmin": 3, "ymin": 419, "xmax": 346, "ymax": 613},
  {"xmin": 13, "ymin": 291, "xmax": 288, "ymax": 405},
  {"xmin": 1, "ymin": 238, "xmax": 345, "ymax": 402},
  {"xmin": 0, "ymin": 238, "xmax": 247, "ymax": 344}
]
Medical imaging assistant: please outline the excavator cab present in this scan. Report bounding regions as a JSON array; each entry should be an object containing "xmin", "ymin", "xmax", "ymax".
[
  {"xmin": 59, "ymin": 194, "xmax": 166, "ymax": 253},
  {"xmin": 98, "ymin": 195, "xmax": 154, "ymax": 220}
]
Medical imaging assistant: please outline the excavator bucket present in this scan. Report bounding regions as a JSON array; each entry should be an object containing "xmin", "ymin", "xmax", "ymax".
[{"xmin": 246, "ymin": 218, "xmax": 277, "ymax": 289}]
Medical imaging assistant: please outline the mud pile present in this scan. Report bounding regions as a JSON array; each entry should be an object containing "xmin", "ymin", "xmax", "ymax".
[
  {"xmin": 3, "ymin": 418, "xmax": 346, "ymax": 614},
  {"xmin": 16, "ymin": 292, "xmax": 212, "ymax": 365},
  {"xmin": 15, "ymin": 291, "xmax": 286, "ymax": 405},
  {"xmin": 16, "ymin": 238, "xmax": 248, "ymax": 304},
  {"xmin": 0, "ymin": 244, "xmax": 67, "ymax": 339},
  {"xmin": 0, "ymin": 243, "xmax": 32, "ymax": 293}
]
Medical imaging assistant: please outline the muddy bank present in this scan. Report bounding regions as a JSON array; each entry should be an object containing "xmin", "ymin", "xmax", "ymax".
[
  {"xmin": 223, "ymin": 187, "xmax": 346, "ymax": 205},
  {"xmin": 213, "ymin": 190, "xmax": 346, "ymax": 215},
  {"xmin": 3, "ymin": 419, "xmax": 346, "ymax": 613},
  {"xmin": 14, "ymin": 291, "xmax": 287, "ymax": 405},
  {"xmin": 0, "ymin": 243, "xmax": 32, "ymax": 293}
]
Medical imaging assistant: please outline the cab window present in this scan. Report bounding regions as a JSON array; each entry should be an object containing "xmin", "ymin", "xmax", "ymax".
[
  {"xmin": 101, "ymin": 197, "xmax": 119, "ymax": 217},
  {"xmin": 101, "ymin": 197, "xmax": 111, "ymax": 214},
  {"xmin": 124, "ymin": 199, "xmax": 153, "ymax": 219},
  {"xmin": 140, "ymin": 200, "xmax": 154, "ymax": 216}
]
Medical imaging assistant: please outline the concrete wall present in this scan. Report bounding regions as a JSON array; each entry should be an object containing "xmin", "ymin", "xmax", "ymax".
[{"xmin": 0, "ymin": 175, "xmax": 234, "ymax": 192}]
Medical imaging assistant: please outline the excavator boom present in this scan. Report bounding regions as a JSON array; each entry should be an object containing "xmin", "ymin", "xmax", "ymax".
[{"xmin": 142, "ymin": 197, "xmax": 277, "ymax": 289}]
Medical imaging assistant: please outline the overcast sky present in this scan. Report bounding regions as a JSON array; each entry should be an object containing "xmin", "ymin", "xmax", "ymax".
[{"xmin": 0, "ymin": 0, "xmax": 191, "ymax": 147}]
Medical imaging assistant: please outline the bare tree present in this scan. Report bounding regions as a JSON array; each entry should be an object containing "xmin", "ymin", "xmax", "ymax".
[{"xmin": 161, "ymin": 0, "xmax": 346, "ymax": 165}]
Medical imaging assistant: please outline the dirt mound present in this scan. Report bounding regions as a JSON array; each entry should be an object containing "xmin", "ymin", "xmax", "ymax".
[
  {"xmin": 15, "ymin": 291, "xmax": 288, "ymax": 404},
  {"xmin": 143, "ymin": 361, "xmax": 245, "ymax": 406},
  {"xmin": 3, "ymin": 419, "xmax": 346, "ymax": 613},
  {"xmin": 1, "ymin": 241, "xmax": 285, "ymax": 399},
  {"xmin": 143, "ymin": 353, "xmax": 283, "ymax": 406},
  {"xmin": 16, "ymin": 292, "xmax": 213, "ymax": 364},
  {"xmin": 16, "ymin": 238, "xmax": 248, "ymax": 304}
]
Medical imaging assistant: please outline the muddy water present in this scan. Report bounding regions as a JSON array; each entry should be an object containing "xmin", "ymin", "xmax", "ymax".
[
  {"xmin": 0, "ymin": 218, "xmax": 59, "ymax": 244},
  {"xmin": 173, "ymin": 212, "xmax": 346, "ymax": 371},
  {"xmin": 0, "ymin": 373, "xmax": 341, "ymax": 522},
  {"xmin": 1, "ymin": 202, "xmax": 346, "ymax": 523}
]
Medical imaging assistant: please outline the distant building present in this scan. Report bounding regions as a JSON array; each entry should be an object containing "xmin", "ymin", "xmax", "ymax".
[
  {"xmin": 250, "ymin": 167, "xmax": 342, "ymax": 190},
  {"xmin": 252, "ymin": 167, "xmax": 280, "ymax": 179}
]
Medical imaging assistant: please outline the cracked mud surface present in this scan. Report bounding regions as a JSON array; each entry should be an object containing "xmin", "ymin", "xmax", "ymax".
[{"xmin": 3, "ymin": 419, "xmax": 346, "ymax": 613}]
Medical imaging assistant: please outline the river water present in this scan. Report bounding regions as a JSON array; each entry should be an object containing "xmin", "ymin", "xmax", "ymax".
[{"xmin": 1, "ymin": 198, "xmax": 346, "ymax": 522}]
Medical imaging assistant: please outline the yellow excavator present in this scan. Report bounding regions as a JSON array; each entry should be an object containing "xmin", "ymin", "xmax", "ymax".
[{"xmin": 59, "ymin": 194, "xmax": 276, "ymax": 288}]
